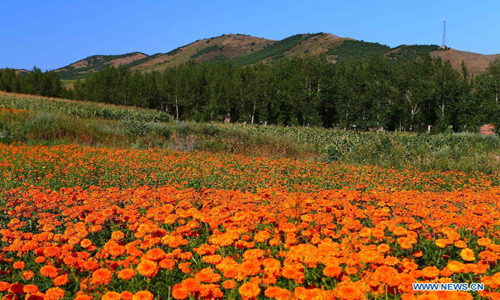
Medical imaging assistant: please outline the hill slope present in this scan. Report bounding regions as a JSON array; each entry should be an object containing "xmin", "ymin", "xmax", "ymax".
[
  {"xmin": 52, "ymin": 33, "xmax": 500, "ymax": 79},
  {"xmin": 131, "ymin": 34, "xmax": 274, "ymax": 72},
  {"xmin": 55, "ymin": 52, "xmax": 147, "ymax": 79}
]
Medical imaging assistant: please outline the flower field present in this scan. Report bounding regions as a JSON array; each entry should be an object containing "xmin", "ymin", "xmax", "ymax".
[{"xmin": 0, "ymin": 143, "xmax": 499, "ymax": 299}]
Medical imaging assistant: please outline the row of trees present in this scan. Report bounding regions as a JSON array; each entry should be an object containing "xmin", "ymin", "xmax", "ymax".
[
  {"xmin": 1, "ymin": 55, "xmax": 499, "ymax": 132},
  {"xmin": 0, "ymin": 67, "xmax": 63, "ymax": 98}
]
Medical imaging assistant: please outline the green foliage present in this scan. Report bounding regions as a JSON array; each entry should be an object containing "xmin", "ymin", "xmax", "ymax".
[
  {"xmin": 231, "ymin": 33, "xmax": 320, "ymax": 66},
  {"xmin": 190, "ymin": 45, "xmax": 223, "ymax": 59},
  {"xmin": 327, "ymin": 40, "xmax": 390, "ymax": 59},
  {"xmin": 0, "ymin": 67, "xmax": 62, "ymax": 97}
]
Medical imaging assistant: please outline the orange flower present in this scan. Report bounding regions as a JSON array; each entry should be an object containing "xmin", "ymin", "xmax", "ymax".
[
  {"xmin": 222, "ymin": 280, "xmax": 237, "ymax": 289},
  {"xmin": 90, "ymin": 268, "xmax": 113, "ymax": 285},
  {"xmin": 422, "ymin": 266, "xmax": 440, "ymax": 278},
  {"xmin": 45, "ymin": 287, "xmax": 65, "ymax": 300},
  {"xmin": 240, "ymin": 260, "xmax": 261, "ymax": 276},
  {"xmin": 12, "ymin": 262, "xmax": 25, "ymax": 270},
  {"xmin": 172, "ymin": 284, "xmax": 189, "ymax": 299},
  {"xmin": 323, "ymin": 265, "xmax": 342, "ymax": 278},
  {"xmin": 477, "ymin": 238, "xmax": 492, "ymax": 247},
  {"xmin": 181, "ymin": 278, "xmax": 201, "ymax": 292},
  {"xmin": 454, "ymin": 240, "xmax": 467, "ymax": 249},
  {"xmin": 40, "ymin": 265, "xmax": 58, "ymax": 278},
  {"xmin": 132, "ymin": 291, "xmax": 154, "ymax": 300},
  {"xmin": 22, "ymin": 271, "xmax": 35, "ymax": 280},
  {"xmin": 144, "ymin": 248, "xmax": 166, "ymax": 261},
  {"xmin": 121, "ymin": 291, "xmax": 134, "ymax": 300},
  {"xmin": 335, "ymin": 281, "xmax": 366, "ymax": 300},
  {"xmin": 377, "ymin": 244, "xmax": 390, "ymax": 253},
  {"xmin": 23, "ymin": 285, "xmax": 39, "ymax": 294},
  {"xmin": 102, "ymin": 292, "xmax": 121, "ymax": 300},
  {"xmin": 239, "ymin": 282, "xmax": 260, "ymax": 299},
  {"xmin": 118, "ymin": 268, "xmax": 136, "ymax": 280},
  {"xmin": 460, "ymin": 248, "xmax": 476, "ymax": 262},
  {"xmin": 53, "ymin": 274, "xmax": 69, "ymax": 286},
  {"xmin": 137, "ymin": 260, "xmax": 158, "ymax": 278}
]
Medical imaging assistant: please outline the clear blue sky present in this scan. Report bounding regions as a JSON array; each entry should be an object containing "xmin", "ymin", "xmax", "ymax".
[{"xmin": 2, "ymin": 0, "xmax": 500, "ymax": 71}]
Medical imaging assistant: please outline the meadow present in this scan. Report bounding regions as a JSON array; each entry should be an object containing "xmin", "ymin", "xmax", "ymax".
[{"xmin": 0, "ymin": 92, "xmax": 499, "ymax": 299}]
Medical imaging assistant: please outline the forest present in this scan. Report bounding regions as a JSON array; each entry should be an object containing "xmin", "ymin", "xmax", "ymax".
[{"xmin": 1, "ymin": 54, "xmax": 499, "ymax": 132}]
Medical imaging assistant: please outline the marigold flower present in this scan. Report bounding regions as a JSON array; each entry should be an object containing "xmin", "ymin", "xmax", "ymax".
[
  {"xmin": 118, "ymin": 268, "xmax": 136, "ymax": 280},
  {"xmin": 323, "ymin": 265, "xmax": 342, "ymax": 277},
  {"xmin": 239, "ymin": 282, "xmax": 260, "ymax": 299},
  {"xmin": 377, "ymin": 244, "xmax": 390, "ymax": 253},
  {"xmin": 222, "ymin": 280, "xmax": 237, "ymax": 289},
  {"xmin": 90, "ymin": 268, "xmax": 113, "ymax": 285},
  {"xmin": 172, "ymin": 284, "xmax": 189, "ymax": 299},
  {"xmin": 12, "ymin": 261, "xmax": 25, "ymax": 270},
  {"xmin": 136, "ymin": 260, "xmax": 158, "ymax": 278},
  {"xmin": 240, "ymin": 260, "xmax": 261, "ymax": 276},
  {"xmin": 460, "ymin": 248, "xmax": 476, "ymax": 262},
  {"xmin": 102, "ymin": 292, "xmax": 121, "ymax": 300},
  {"xmin": 40, "ymin": 265, "xmax": 58, "ymax": 278},
  {"xmin": 53, "ymin": 274, "xmax": 69, "ymax": 286},
  {"xmin": 132, "ymin": 291, "xmax": 154, "ymax": 300},
  {"xmin": 477, "ymin": 238, "xmax": 492, "ymax": 247},
  {"xmin": 23, "ymin": 285, "xmax": 38, "ymax": 294},
  {"xmin": 45, "ymin": 287, "xmax": 65, "ymax": 300},
  {"xmin": 144, "ymin": 248, "xmax": 166, "ymax": 261},
  {"xmin": 422, "ymin": 266, "xmax": 440, "ymax": 278},
  {"xmin": 335, "ymin": 281, "xmax": 366, "ymax": 300},
  {"xmin": 21, "ymin": 271, "xmax": 35, "ymax": 280},
  {"xmin": 181, "ymin": 278, "xmax": 201, "ymax": 292}
]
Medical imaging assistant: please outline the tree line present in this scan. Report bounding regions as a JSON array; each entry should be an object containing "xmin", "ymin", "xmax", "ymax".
[
  {"xmin": 0, "ymin": 67, "xmax": 63, "ymax": 98},
  {"xmin": 1, "ymin": 55, "xmax": 499, "ymax": 132}
]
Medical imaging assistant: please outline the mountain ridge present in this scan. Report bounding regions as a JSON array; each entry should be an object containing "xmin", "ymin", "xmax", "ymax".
[{"xmin": 32, "ymin": 33, "xmax": 500, "ymax": 79}]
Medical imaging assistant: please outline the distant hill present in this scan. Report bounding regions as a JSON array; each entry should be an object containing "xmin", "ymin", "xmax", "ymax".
[
  {"xmin": 55, "ymin": 52, "xmax": 147, "ymax": 79},
  {"xmin": 48, "ymin": 33, "xmax": 499, "ymax": 79},
  {"xmin": 0, "ymin": 68, "xmax": 30, "ymax": 75}
]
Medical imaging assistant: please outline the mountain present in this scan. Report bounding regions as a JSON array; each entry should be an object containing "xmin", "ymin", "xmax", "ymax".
[{"xmin": 52, "ymin": 33, "xmax": 500, "ymax": 80}]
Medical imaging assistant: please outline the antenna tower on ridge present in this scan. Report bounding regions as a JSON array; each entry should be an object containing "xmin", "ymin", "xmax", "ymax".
[{"xmin": 441, "ymin": 19, "xmax": 447, "ymax": 48}]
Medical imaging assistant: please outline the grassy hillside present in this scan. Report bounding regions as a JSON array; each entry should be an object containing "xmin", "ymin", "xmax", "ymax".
[
  {"xmin": 55, "ymin": 52, "xmax": 147, "ymax": 79},
  {"xmin": 231, "ymin": 33, "xmax": 320, "ymax": 65},
  {"xmin": 132, "ymin": 34, "xmax": 273, "ymax": 72},
  {"xmin": 0, "ymin": 92, "xmax": 498, "ymax": 174}
]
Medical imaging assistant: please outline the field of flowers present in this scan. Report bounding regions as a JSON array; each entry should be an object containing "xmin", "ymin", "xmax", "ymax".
[{"xmin": 0, "ymin": 143, "xmax": 499, "ymax": 299}]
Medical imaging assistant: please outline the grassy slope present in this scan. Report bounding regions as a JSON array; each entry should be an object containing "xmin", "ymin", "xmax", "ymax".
[
  {"xmin": 55, "ymin": 52, "xmax": 147, "ymax": 79},
  {"xmin": 0, "ymin": 92, "xmax": 499, "ymax": 174},
  {"xmin": 230, "ymin": 33, "xmax": 321, "ymax": 66},
  {"xmin": 132, "ymin": 34, "xmax": 274, "ymax": 72}
]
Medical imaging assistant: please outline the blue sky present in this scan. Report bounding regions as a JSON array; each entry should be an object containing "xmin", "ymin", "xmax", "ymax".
[{"xmin": 1, "ymin": 0, "xmax": 499, "ymax": 70}]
